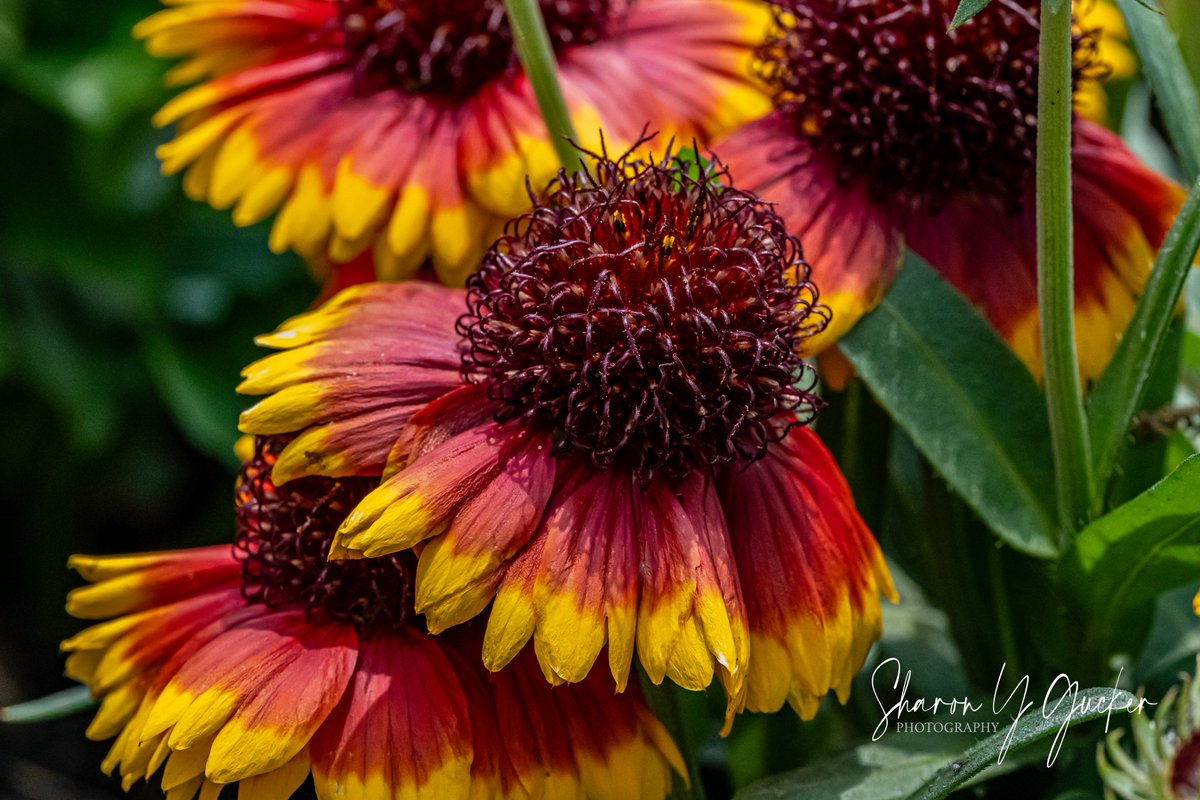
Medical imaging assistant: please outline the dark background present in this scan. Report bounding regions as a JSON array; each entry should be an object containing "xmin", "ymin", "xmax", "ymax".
[
  {"xmin": 1, "ymin": 1, "xmax": 1199, "ymax": 798},
  {"xmin": 0, "ymin": 0, "xmax": 314, "ymax": 794}
]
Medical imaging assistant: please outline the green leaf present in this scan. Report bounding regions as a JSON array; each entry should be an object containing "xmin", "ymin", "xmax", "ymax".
[
  {"xmin": 908, "ymin": 687, "xmax": 1137, "ymax": 799},
  {"xmin": 1088, "ymin": 182, "xmax": 1200, "ymax": 504},
  {"xmin": 736, "ymin": 736, "xmax": 971, "ymax": 800},
  {"xmin": 949, "ymin": 0, "xmax": 992, "ymax": 30},
  {"xmin": 1064, "ymin": 453, "xmax": 1200, "ymax": 640},
  {"xmin": 1, "ymin": 686, "xmax": 94, "ymax": 723},
  {"xmin": 1115, "ymin": 0, "xmax": 1200, "ymax": 180},
  {"xmin": 841, "ymin": 254, "xmax": 1059, "ymax": 557}
]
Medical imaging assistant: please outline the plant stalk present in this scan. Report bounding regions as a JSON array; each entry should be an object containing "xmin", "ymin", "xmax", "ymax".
[
  {"xmin": 637, "ymin": 670, "xmax": 707, "ymax": 800},
  {"xmin": 1036, "ymin": 0, "xmax": 1095, "ymax": 539},
  {"xmin": 503, "ymin": 0, "xmax": 585, "ymax": 174}
]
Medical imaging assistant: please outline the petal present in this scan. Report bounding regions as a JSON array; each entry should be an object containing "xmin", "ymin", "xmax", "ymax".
[
  {"xmin": 488, "ymin": 464, "xmax": 748, "ymax": 697},
  {"xmin": 527, "ymin": 468, "xmax": 639, "ymax": 685},
  {"xmin": 239, "ymin": 282, "xmax": 466, "ymax": 481},
  {"xmin": 333, "ymin": 423, "xmax": 550, "ymax": 562},
  {"xmin": 64, "ymin": 588, "xmax": 247, "ymax": 696},
  {"xmin": 143, "ymin": 609, "xmax": 356, "ymax": 783},
  {"xmin": 309, "ymin": 629, "xmax": 474, "ymax": 800},
  {"xmin": 66, "ymin": 546, "xmax": 240, "ymax": 619},
  {"xmin": 139, "ymin": 0, "xmax": 767, "ymax": 273},
  {"xmin": 383, "ymin": 382, "xmax": 495, "ymax": 476},
  {"xmin": 715, "ymin": 112, "xmax": 904, "ymax": 353},
  {"xmin": 636, "ymin": 475, "xmax": 748, "ymax": 699},
  {"xmin": 1070, "ymin": 119, "xmax": 1186, "ymax": 380},
  {"xmin": 902, "ymin": 119, "xmax": 1184, "ymax": 382},
  {"xmin": 415, "ymin": 428, "xmax": 556, "ymax": 632},
  {"xmin": 206, "ymin": 620, "xmax": 357, "ymax": 783},
  {"xmin": 721, "ymin": 427, "xmax": 895, "ymax": 719},
  {"xmin": 471, "ymin": 636, "xmax": 686, "ymax": 800}
]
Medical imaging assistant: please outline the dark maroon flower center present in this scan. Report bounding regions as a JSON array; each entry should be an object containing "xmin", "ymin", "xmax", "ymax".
[
  {"xmin": 234, "ymin": 436, "xmax": 415, "ymax": 631},
  {"xmin": 1172, "ymin": 727, "xmax": 1200, "ymax": 798},
  {"xmin": 336, "ymin": 0, "xmax": 616, "ymax": 100},
  {"xmin": 459, "ymin": 145, "xmax": 828, "ymax": 483},
  {"xmin": 759, "ymin": 0, "xmax": 1103, "ymax": 212}
]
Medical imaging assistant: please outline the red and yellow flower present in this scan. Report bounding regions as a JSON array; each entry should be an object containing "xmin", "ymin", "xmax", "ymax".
[
  {"xmin": 134, "ymin": 0, "xmax": 771, "ymax": 285},
  {"xmin": 237, "ymin": 147, "xmax": 896, "ymax": 727},
  {"xmin": 64, "ymin": 436, "xmax": 684, "ymax": 799},
  {"xmin": 714, "ymin": 0, "xmax": 1183, "ymax": 382}
]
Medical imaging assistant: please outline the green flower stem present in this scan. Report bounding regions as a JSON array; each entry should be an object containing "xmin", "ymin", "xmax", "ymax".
[
  {"xmin": 1, "ymin": 685, "xmax": 94, "ymax": 723},
  {"xmin": 503, "ymin": 0, "xmax": 585, "ymax": 174},
  {"xmin": 1036, "ymin": 0, "xmax": 1096, "ymax": 538}
]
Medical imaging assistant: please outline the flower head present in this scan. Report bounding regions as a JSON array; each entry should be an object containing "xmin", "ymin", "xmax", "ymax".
[
  {"xmin": 134, "ymin": 0, "xmax": 771, "ymax": 283},
  {"xmin": 460, "ymin": 147, "xmax": 827, "ymax": 482},
  {"xmin": 238, "ymin": 146, "xmax": 896, "ymax": 728},
  {"xmin": 63, "ymin": 435, "xmax": 684, "ymax": 799},
  {"xmin": 715, "ymin": 0, "xmax": 1183, "ymax": 377},
  {"xmin": 762, "ymin": 0, "xmax": 1100, "ymax": 213},
  {"xmin": 1099, "ymin": 660, "xmax": 1200, "ymax": 800}
]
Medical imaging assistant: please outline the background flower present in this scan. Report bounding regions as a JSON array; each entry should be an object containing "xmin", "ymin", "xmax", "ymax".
[
  {"xmin": 714, "ymin": 0, "xmax": 1183, "ymax": 381},
  {"xmin": 5, "ymin": 0, "xmax": 1200, "ymax": 796},
  {"xmin": 134, "ymin": 0, "xmax": 771, "ymax": 284},
  {"xmin": 62, "ymin": 436, "xmax": 684, "ymax": 799}
]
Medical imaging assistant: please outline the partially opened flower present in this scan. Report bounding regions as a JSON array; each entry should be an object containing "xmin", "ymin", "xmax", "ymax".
[
  {"xmin": 237, "ymin": 146, "xmax": 896, "ymax": 727},
  {"xmin": 133, "ymin": 0, "xmax": 771, "ymax": 284},
  {"xmin": 714, "ymin": 0, "xmax": 1184, "ymax": 380},
  {"xmin": 63, "ymin": 436, "xmax": 684, "ymax": 799},
  {"xmin": 1099, "ymin": 659, "xmax": 1200, "ymax": 799}
]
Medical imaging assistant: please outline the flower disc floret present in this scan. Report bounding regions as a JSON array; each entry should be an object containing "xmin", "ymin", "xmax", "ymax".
[{"xmin": 460, "ymin": 145, "xmax": 828, "ymax": 482}]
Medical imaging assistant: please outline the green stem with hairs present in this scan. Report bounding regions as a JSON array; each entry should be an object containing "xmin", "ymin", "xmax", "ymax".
[
  {"xmin": 1036, "ymin": 0, "xmax": 1096, "ymax": 540},
  {"xmin": 503, "ymin": 0, "xmax": 585, "ymax": 174}
]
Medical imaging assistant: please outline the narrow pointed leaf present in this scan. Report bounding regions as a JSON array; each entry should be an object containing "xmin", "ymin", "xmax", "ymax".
[
  {"xmin": 1115, "ymin": 0, "xmax": 1200, "ymax": 180},
  {"xmin": 1088, "ymin": 181, "xmax": 1200, "ymax": 495},
  {"xmin": 841, "ymin": 253, "xmax": 1059, "ymax": 557},
  {"xmin": 908, "ymin": 687, "xmax": 1137, "ymax": 799},
  {"xmin": 736, "ymin": 736, "xmax": 970, "ymax": 800},
  {"xmin": 949, "ymin": 0, "xmax": 992, "ymax": 29},
  {"xmin": 1064, "ymin": 453, "xmax": 1200, "ymax": 638}
]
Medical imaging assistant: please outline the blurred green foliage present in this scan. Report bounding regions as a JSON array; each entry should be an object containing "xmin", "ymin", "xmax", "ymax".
[
  {"xmin": 0, "ymin": 0, "xmax": 1196, "ymax": 798},
  {"xmin": 0, "ymin": 0, "xmax": 313, "ymax": 794}
]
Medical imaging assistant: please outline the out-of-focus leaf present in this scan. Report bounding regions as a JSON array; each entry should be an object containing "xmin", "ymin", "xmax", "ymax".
[
  {"xmin": 0, "ymin": 268, "xmax": 123, "ymax": 453},
  {"xmin": 1167, "ymin": 0, "xmax": 1200, "ymax": 93},
  {"xmin": 143, "ymin": 333, "xmax": 243, "ymax": 468},
  {"xmin": 908, "ymin": 688, "xmax": 1137, "ymax": 799},
  {"xmin": 735, "ymin": 736, "xmax": 971, "ymax": 800},
  {"xmin": 949, "ymin": 0, "xmax": 992, "ymax": 29},
  {"xmin": 1132, "ymin": 585, "xmax": 1200, "ymax": 681},
  {"xmin": 1120, "ymin": 82, "xmax": 1180, "ymax": 176},
  {"xmin": 1106, "ymin": 321, "xmax": 1185, "ymax": 506},
  {"xmin": 1184, "ymin": 330, "xmax": 1200, "ymax": 385},
  {"xmin": 877, "ymin": 560, "xmax": 972, "ymax": 702},
  {"xmin": 1116, "ymin": 0, "xmax": 1200, "ymax": 180},
  {"xmin": 841, "ymin": 254, "xmax": 1059, "ymax": 557},
  {"xmin": 0, "ymin": 0, "xmax": 23, "ymax": 63},
  {"xmin": 3, "ymin": 45, "xmax": 161, "ymax": 133},
  {"xmin": 1089, "ymin": 182, "xmax": 1200, "ymax": 498},
  {"xmin": 1064, "ymin": 454, "xmax": 1200, "ymax": 642},
  {"xmin": 1, "ymin": 686, "xmax": 93, "ymax": 723}
]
